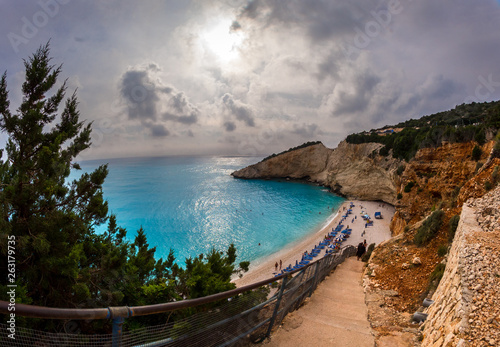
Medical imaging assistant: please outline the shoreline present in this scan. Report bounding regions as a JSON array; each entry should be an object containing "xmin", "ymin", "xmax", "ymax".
[{"xmin": 233, "ymin": 199, "xmax": 395, "ymax": 287}]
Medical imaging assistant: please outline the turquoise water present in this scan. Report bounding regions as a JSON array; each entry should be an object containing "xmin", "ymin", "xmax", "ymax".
[{"xmin": 75, "ymin": 156, "xmax": 344, "ymax": 264}]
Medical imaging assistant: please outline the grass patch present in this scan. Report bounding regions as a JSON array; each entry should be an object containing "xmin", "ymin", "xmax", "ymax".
[
  {"xmin": 404, "ymin": 181, "xmax": 416, "ymax": 193},
  {"xmin": 396, "ymin": 165, "xmax": 405, "ymax": 175},
  {"xmin": 492, "ymin": 165, "xmax": 499, "ymax": 183},
  {"xmin": 472, "ymin": 145, "xmax": 482, "ymax": 161},
  {"xmin": 437, "ymin": 245, "xmax": 448, "ymax": 257},
  {"xmin": 428, "ymin": 263, "xmax": 446, "ymax": 292},
  {"xmin": 361, "ymin": 243, "xmax": 376, "ymax": 262},
  {"xmin": 414, "ymin": 210, "xmax": 445, "ymax": 246},
  {"xmin": 448, "ymin": 214, "xmax": 460, "ymax": 242},
  {"xmin": 485, "ymin": 180, "xmax": 493, "ymax": 191}
]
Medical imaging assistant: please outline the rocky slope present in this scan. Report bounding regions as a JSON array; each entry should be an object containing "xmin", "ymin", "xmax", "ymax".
[
  {"xmin": 232, "ymin": 141, "xmax": 400, "ymax": 204},
  {"xmin": 363, "ymin": 146, "xmax": 499, "ymax": 346}
]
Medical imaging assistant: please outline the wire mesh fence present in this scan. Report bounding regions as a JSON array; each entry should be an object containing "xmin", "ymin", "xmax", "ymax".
[{"xmin": 0, "ymin": 246, "xmax": 356, "ymax": 347}]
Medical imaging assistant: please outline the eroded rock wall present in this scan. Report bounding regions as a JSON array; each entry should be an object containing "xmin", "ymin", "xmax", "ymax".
[{"xmin": 421, "ymin": 188, "xmax": 500, "ymax": 347}]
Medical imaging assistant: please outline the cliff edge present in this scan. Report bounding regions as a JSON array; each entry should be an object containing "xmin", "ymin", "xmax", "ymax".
[{"xmin": 232, "ymin": 141, "xmax": 399, "ymax": 205}]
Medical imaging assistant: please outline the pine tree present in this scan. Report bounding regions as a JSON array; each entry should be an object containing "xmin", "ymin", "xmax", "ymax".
[{"xmin": 0, "ymin": 43, "xmax": 109, "ymax": 307}]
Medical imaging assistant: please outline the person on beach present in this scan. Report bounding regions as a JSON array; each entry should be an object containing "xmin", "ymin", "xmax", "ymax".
[
  {"xmin": 275, "ymin": 262, "xmax": 278, "ymax": 272},
  {"xmin": 279, "ymin": 259, "xmax": 282, "ymax": 270},
  {"xmin": 356, "ymin": 241, "xmax": 367, "ymax": 261}
]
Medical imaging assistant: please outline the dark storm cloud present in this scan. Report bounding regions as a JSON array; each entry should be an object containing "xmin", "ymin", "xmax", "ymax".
[
  {"xmin": 150, "ymin": 124, "xmax": 170, "ymax": 137},
  {"xmin": 230, "ymin": 21, "xmax": 242, "ymax": 31},
  {"xmin": 239, "ymin": 0, "xmax": 368, "ymax": 41},
  {"xmin": 120, "ymin": 69, "xmax": 160, "ymax": 121},
  {"xmin": 241, "ymin": 0, "xmax": 261, "ymax": 19},
  {"xmin": 163, "ymin": 112, "xmax": 198, "ymax": 125},
  {"xmin": 420, "ymin": 75, "xmax": 464, "ymax": 100},
  {"xmin": 221, "ymin": 93, "xmax": 255, "ymax": 127},
  {"xmin": 224, "ymin": 121, "xmax": 236, "ymax": 132},
  {"xmin": 316, "ymin": 51, "xmax": 340, "ymax": 81},
  {"xmin": 119, "ymin": 64, "xmax": 199, "ymax": 137},
  {"xmin": 164, "ymin": 91, "xmax": 199, "ymax": 124},
  {"xmin": 334, "ymin": 73, "xmax": 381, "ymax": 115}
]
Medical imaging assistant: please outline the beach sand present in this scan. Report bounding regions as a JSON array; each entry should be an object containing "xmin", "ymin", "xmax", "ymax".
[{"xmin": 232, "ymin": 200, "xmax": 395, "ymax": 287}]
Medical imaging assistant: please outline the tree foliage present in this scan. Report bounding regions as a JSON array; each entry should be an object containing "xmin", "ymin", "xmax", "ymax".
[
  {"xmin": 471, "ymin": 145, "xmax": 482, "ymax": 161},
  {"xmin": 346, "ymin": 100, "xmax": 500, "ymax": 161},
  {"xmin": 0, "ymin": 44, "xmax": 250, "ymax": 332}
]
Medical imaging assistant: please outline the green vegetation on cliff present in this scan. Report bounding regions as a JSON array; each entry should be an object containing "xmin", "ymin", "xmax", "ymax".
[
  {"xmin": 262, "ymin": 141, "xmax": 322, "ymax": 162},
  {"xmin": 346, "ymin": 101, "xmax": 500, "ymax": 161}
]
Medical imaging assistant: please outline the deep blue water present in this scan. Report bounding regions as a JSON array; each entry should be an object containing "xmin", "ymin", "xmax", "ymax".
[{"xmin": 74, "ymin": 156, "xmax": 344, "ymax": 265}]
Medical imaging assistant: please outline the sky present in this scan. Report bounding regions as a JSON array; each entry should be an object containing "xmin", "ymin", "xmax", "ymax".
[{"xmin": 1, "ymin": 0, "xmax": 500, "ymax": 160}]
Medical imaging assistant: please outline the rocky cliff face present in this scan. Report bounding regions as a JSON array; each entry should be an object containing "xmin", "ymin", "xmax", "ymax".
[
  {"xmin": 232, "ymin": 141, "xmax": 400, "ymax": 204},
  {"xmin": 232, "ymin": 142, "xmax": 332, "ymax": 181},
  {"xmin": 391, "ymin": 141, "xmax": 494, "ymax": 235}
]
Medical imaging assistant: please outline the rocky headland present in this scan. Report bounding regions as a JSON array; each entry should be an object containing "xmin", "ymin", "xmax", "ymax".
[{"xmin": 232, "ymin": 141, "xmax": 399, "ymax": 204}]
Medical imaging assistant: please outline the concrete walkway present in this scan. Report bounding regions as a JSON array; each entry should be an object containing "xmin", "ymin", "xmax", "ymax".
[{"xmin": 264, "ymin": 257, "xmax": 374, "ymax": 347}]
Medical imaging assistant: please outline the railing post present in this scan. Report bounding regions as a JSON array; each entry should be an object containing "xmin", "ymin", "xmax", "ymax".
[
  {"xmin": 108, "ymin": 306, "xmax": 130, "ymax": 347},
  {"xmin": 265, "ymin": 275, "xmax": 288, "ymax": 337},
  {"xmin": 112, "ymin": 316, "xmax": 125, "ymax": 347}
]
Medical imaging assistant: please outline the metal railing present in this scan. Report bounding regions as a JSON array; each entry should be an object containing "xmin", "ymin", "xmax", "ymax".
[{"xmin": 0, "ymin": 245, "xmax": 356, "ymax": 346}]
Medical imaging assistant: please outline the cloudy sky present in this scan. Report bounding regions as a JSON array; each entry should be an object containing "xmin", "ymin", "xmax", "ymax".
[{"xmin": 1, "ymin": 0, "xmax": 500, "ymax": 159}]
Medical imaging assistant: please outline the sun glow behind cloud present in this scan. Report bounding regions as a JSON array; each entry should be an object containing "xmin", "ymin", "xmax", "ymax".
[{"xmin": 200, "ymin": 19, "xmax": 244, "ymax": 63}]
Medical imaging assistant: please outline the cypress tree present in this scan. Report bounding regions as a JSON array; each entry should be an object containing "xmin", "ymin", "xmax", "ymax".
[{"xmin": 0, "ymin": 43, "xmax": 109, "ymax": 307}]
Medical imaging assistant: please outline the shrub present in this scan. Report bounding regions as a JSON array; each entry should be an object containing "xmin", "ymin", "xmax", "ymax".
[
  {"xmin": 361, "ymin": 243, "xmax": 376, "ymax": 262},
  {"xmin": 471, "ymin": 145, "xmax": 482, "ymax": 161},
  {"xmin": 428, "ymin": 263, "xmax": 446, "ymax": 292},
  {"xmin": 450, "ymin": 185, "xmax": 461, "ymax": 207},
  {"xmin": 261, "ymin": 141, "xmax": 322, "ymax": 162},
  {"xmin": 397, "ymin": 193, "xmax": 403, "ymax": 200},
  {"xmin": 437, "ymin": 245, "xmax": 448, "ymax": 257},
  {"xmin": 437, "ymin": 201, "xmax": 444, "ymax": 210},
  {"xmin": 379, "ymin": 146, "xmax": 390, "ymax": 156},
  {"xmin": 485, "ymin": 180, "xmax": 493, "ymax": 191},
  {"xmin": 475, "ymin": 162, "xmax": 483, "ymax": 172},
  {"xmin": 396, "ymin": 165, "xmax": 405, "ymax": 176},
  {"xmin": 448, "ymin": 215, "xmax": 460, "ymax": 242},
  {"xmin": 492, "ymin": 165, "xmax": 499, "ymax": 183},
  {"xmin": 492, "ymin": 131, "xmax": 500, "ymax": 158},
  {"xmin": 404, "ymin": 181, "xmax": 416, "ymax": 193},
  {"xmin": 414, "ymin": 210, "xmax": 445, "ymax": 246}
]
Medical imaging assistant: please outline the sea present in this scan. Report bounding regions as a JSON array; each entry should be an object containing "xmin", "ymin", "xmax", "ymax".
[{"xmin": 74, "ymin": 156, "xmax": 345, "ymax": 266}]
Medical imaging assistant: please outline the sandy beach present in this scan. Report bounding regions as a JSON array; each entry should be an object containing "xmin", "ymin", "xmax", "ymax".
[{"xmin": 233, "ymin": 200, "xmax": 395, "ymax": 287}]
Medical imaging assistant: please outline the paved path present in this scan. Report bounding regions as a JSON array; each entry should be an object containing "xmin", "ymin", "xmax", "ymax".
[{"xmin": 264, "ymin": 257, "xmax": 374, "ymax": 347}]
